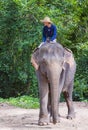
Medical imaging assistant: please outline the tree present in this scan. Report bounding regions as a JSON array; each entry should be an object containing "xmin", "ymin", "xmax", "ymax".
[{"xmin": 0, "ymin": 0, "xmax": 88, "ymax": 100}]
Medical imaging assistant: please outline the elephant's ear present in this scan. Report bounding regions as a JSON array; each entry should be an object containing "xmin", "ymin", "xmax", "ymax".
[
  {"xmin": 31, "ymin": 48, "xmax": 40, "ymax": 70},
  {"xmin": 63, "ymin": 48, "xmax": 74, "ymax": 68}
]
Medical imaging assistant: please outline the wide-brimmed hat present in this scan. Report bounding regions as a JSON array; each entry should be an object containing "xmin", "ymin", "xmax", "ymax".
[{"xmin": 40, "ymin": 17, "xmax": 52, "ymax": 23}]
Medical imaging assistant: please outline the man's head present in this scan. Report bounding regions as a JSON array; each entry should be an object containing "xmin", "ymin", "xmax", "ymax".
[{"xmin": 40, "ymin": 17, "xmax": 52, "ymax": 27}]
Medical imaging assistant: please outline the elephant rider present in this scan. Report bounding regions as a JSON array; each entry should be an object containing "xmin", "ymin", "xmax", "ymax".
[
  {"xmin": 31, "ymin": 17, "xmax": 57, "ymax": 70},
  {"xmin": 38, "ymin": 16, "xmax": 57, "ymax": 48}
]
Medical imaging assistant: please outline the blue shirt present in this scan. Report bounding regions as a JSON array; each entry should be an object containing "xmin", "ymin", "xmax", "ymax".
[{"xmin": 42, "ymin": 24, "xmax": 57, "ymax": 42}]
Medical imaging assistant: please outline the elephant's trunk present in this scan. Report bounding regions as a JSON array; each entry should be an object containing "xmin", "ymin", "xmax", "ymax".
[{"xmin": 48, "ymin": 66, "xmax": 62, "ymax": 124}]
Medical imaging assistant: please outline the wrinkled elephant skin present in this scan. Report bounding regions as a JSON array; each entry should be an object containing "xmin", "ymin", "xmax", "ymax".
[{"xmin": 31, "ymin": 42, "xmax": 76, "ymax": 125}]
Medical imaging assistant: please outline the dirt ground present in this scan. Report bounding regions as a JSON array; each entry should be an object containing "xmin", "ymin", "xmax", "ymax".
[{"xmin": 0, "ymin": 102, "xmax": 88, "ymax": 130}]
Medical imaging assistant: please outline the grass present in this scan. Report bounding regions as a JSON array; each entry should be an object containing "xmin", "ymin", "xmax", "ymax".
[
  {"xmin": 0, "ymin": 96, "xmax": 87, "ymax": 109},
  {"xmin": 0, "ymin": 96, "xmax": 39, "ymax": 109}
]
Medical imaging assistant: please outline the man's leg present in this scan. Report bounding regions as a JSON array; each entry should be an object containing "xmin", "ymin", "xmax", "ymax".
[
  {"xmin": 38, "ymin": 42, "xmax": 45, "ymax": 48},
  {"xmin": 50, "ymin": 39, "xmax": 57, "ymax": 43}
]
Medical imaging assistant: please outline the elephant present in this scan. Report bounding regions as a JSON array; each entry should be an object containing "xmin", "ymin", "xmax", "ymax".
[{"xmin": 31, "ymin": 42, "xmax": 76, "ymax": 126}]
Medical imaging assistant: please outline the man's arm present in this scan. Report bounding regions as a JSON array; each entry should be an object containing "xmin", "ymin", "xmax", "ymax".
[
  {"xmin": 51, "ymin": 25, "xmax": 57, "ymax": 41},
  {"xmin": 42, "ymin": 27, "xmax": 46, "ymax": 42}
]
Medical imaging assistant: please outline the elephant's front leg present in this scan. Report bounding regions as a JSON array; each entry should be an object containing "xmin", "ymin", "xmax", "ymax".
[{"xmin": 37, "ymin": 71, "xmax": 49, "ymax": 126}]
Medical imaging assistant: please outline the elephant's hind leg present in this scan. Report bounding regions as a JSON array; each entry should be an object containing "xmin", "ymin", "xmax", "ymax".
[{"xmin": 63, "ymin": 81, "xmax": 75, "ymax": 119}]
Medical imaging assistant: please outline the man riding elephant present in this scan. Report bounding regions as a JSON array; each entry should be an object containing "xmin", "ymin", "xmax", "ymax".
[
  {"xmin": 31, "ymin": 17, "xmax": 76, "ymax": 126},
  {"xmin": 39, "ymin": 16, "xmax": 57, "ymax": 48},
  {"xmin": 31, "ymin": 16, "xmax": 57, "ymax": 70}
]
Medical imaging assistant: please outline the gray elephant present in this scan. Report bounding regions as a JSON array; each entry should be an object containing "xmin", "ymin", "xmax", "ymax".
[{"xmin": 31, "ymin": 42, "xmax": 76, "ymax": 125}]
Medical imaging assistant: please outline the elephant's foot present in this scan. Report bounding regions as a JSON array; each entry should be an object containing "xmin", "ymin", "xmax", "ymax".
[
  {"xmin": 67, "ymin": 112, "xmax": 75, "ymax": 120},
  {"xmin": 50, "ymin": 116, "xmax": 60, "ymax": 124},
  {"xmin": 53, "ymin": 118, "xmax": 60, "ymax": 124},
  {"xmin": 38, "ymin": 117, "xmax": 49, "ymax": 126},
  {"xmin": 38, "ymin": 122, "xmax": 49, "ymax": 126}
]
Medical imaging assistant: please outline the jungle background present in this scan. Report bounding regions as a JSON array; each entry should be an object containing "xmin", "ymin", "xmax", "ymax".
[{"xmin": 0, "ymin": 0, "xmax": 88, "ymax": 102}]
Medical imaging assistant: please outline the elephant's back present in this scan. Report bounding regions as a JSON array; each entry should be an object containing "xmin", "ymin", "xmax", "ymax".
[{"xmin": 39, "ymin": 42, "xmax": 64, "ymax": 61}]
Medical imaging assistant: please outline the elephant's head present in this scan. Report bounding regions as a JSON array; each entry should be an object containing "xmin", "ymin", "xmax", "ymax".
[{"xmin": 38, "ymin": 43, "xmax": 64, "ymax": 76}]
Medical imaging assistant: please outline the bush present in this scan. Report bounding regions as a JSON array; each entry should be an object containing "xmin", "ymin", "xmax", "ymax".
[
  {"xmin": 0, "ymin": 0, "xmax": 88, "ymax": 101},
  {"xmin": 73, "ymin": 42, "xmax": 88, "ymax": 101},
  {"xmin": 0, "ymin": 96, "xmax": 39, "ymax": 109}
]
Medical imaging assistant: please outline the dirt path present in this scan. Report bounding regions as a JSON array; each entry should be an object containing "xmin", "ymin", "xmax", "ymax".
[{"xmin": 0, "ymin": 102, "xmax": 88, "ymax": 130}]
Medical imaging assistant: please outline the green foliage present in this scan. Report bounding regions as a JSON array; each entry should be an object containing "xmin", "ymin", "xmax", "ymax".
[
  {"xmin": 0, "ymin": 96, "xmax": 39, "ymax": 108},
  {"xmin": 74, "ymin": 42, "xmax": 88, "ymax": 101},
  {"xmin": 0, "ymin": 0, "xmax": 88, "ymax": 100},
  {"xmin": 74, "ymin": 79, "xmax": 88, "ymax": 101},
  {"xmin": 29, "ymin": 65, "xmax": 39, "ymax": 98}
]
